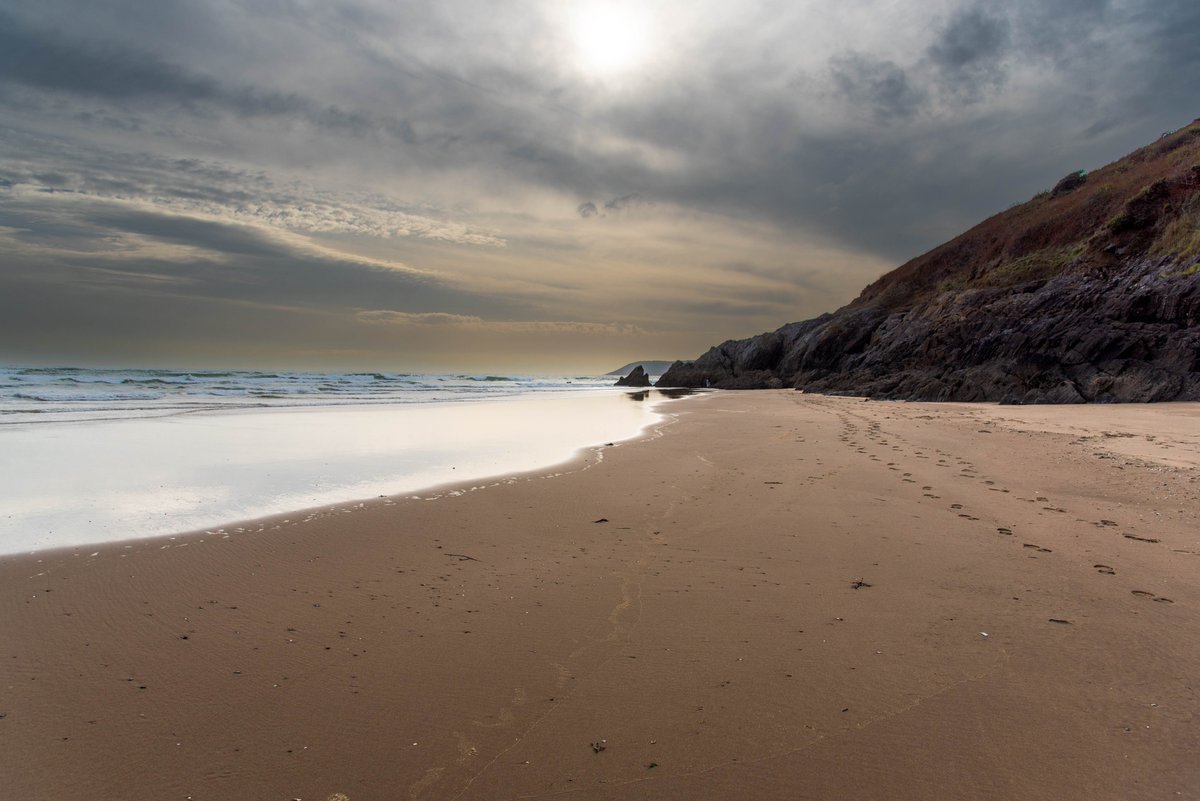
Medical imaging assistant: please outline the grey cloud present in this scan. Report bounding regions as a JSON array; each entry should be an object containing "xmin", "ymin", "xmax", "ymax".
[
  {"xmin": 355, "ymin": 310, "xmax": 645, "ymax": 336},
  {"xmin": 0, "ymin": 128, "xmax": 504, "ymax": 246},
  {"xmin": 1082, "ymin": 117, "xmax": 1121, "ymax": 140},
  {"xmin": 610, "ymin": 2, "xmax": 1198, "ymax": 259},
  {"xmin": 673, "ymin": 299, "xmax": 790, "ymax": 319},
  {"xmin": 720, "ymin": 262, "xmax": 826, "ymax": 293},
  {"xmin": 1011, "ymin": 0, "xmax": 1113, "ymax": 63},
  {"xmin": 576, "ymin": 194, "xmax": 647, "ymax": 219},
  {"xmin": 828, "ymin": 53, "xmax": 925, "ymax": 120},
  {"xmin": 0, "ymin": 9, "xmax": 223, "ymax": 101},
  {"xmin": 86, "ymin": 209, "xmax": 289, "ymax": 259},
  {"xmin": 0, "ymin": 197, "xmax": 516, "ymax": 319},
  {"xmin": 926, "ymin": 7, "xmax": 1011, "ymax": 102},
  {"xmin": 604, "ymin": 194, "xmax": 642, "ymax": 211},
  {"xmin": 0, "ymin": 9, "xmax": 415, "ymax": 141},
  {"xmin": 928, "ymin": 8, "xmax": 1010, "ymax": 69}
]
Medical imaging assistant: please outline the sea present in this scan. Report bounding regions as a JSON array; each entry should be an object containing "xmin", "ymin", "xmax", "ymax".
[{"xmin": 0, "ymin": 366, "xmax": 691, "ymax": 556}]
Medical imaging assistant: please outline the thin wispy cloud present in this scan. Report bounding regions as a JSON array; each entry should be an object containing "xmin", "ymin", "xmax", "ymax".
[{"xmin": 356, "ymin": 310, "xmax": 645, "ymax": 336}]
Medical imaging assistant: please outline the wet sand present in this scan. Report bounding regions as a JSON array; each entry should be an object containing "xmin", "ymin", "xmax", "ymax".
[{"xmin": 2, "ymin": 391, "xmax": 1199, "ymax": 800}]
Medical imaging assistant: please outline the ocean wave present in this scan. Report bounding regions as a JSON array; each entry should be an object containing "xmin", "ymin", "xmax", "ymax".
[
  {"xmin": 0, "ymin": 366, "xmax": 616, "ymax": 423},
  {"xmin": 12, "ymin": 391, "xmax": 163, "ymax": 403},
  {"xmin": 15, "ymin": 366, "xmax": 86, "ymax": 375}
]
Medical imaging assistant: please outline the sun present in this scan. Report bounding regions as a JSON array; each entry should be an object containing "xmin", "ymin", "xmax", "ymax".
[{"xmin": 570, "ymin": 3, "xmax": 652, "ymax": 75}]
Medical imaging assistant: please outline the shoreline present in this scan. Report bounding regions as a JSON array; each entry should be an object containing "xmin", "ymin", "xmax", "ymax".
[
  {"xmin": 3, "ymin": 391, "xmax": 1198, "ymax": 800},
  {"xmin": 0, "ymin": 388, "xmax": 691, "ymax": 556},
  {"xmin": 5, "ymin": 391, "xmax": 696, "ymax": 564}
]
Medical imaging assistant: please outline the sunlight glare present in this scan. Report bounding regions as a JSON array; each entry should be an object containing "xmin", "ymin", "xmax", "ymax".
[{"xmin": 571, "ymin": 3, "xmax": 652, "ymax": 75}]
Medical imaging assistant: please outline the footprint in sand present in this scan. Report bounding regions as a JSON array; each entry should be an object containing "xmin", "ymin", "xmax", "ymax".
[
  {"xmin": 1123, "ymin": 534, "xmax": 1161, "ymax": 544},
  {"xmin": 950, "ymin": 503, "xmax": 964, "ymax": 510},
  {"xmin": 1129, "ymin": 590, "xmax": 1173, "ymax": 603},
  {"xmin": 1094, "ymin": 564, "xmax": 1116, "ymax": 575},
  {"xmin": 997, "ymin": 527, "xmax": 1014, "ymax": 536}
]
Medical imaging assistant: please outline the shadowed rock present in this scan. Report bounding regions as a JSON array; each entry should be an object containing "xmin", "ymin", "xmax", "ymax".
[{"xmin": 615, "ymin": 365, "xmax": 652, "ymax": 387}]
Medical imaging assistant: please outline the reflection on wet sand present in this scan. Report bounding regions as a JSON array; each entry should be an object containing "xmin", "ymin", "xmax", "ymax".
[
  {"xmin": 657, "ymin": 387, "xmax": 702, "ymax": 399},
  {"xmin": 0, "ymin": 391, "xmax": 674, "ymax": 554},
  {"xmin": 623, "ymin": 387, "xmax": 705, "ymax": 402}
]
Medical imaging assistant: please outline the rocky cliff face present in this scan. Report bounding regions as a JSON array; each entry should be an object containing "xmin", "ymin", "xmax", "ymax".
[{"xmin": 659, "ymin": 121, "xmax": 1200, "ymax": 403}]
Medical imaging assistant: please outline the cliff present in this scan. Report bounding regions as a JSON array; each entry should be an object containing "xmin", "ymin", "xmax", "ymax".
[{"xmin": 658, "ymin": 120, "xmax": 1200, "ymax": 403}]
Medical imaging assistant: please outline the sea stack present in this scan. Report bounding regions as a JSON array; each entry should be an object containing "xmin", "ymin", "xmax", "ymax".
[{"xmin": 615, "ymin": 365, "xmax": 652, "ymax": 387}]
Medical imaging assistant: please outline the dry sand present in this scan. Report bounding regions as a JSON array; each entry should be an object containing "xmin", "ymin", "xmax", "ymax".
[{"xmin": 2, "ymin": 391, "xmax": 1199, "ymax": 801}]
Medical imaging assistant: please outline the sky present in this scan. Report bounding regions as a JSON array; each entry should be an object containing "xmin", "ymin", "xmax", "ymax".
[{"xmin": 1, "ymin": 0, "xmax": 1197, "ymax": 373}]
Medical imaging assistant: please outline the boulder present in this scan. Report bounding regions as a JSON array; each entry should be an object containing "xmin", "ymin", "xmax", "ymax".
[{"xmin": 615, "ymin": 365, "xmax": 652, "ymax": 387}]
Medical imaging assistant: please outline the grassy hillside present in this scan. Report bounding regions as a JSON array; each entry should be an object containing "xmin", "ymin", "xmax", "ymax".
[{"xmin": 855, "ymin": 120, "xmax": 1200, "ymax": 311}]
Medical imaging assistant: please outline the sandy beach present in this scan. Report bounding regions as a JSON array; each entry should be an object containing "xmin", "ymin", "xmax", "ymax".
[{"xmin": 3, "ymin": 391, "xmax": 1199, "ymax": 801}]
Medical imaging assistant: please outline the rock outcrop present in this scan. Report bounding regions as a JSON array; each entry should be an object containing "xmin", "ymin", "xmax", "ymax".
[
  {"xmin": 615, "ymin": 365, "xmax": 652, "ymax": 387},
  {"xmin": 658, "ymin": 121, "xmax": 1200, "ymax": 403},
  {"xmin": 606, "ymin": 360, "xmax": 676, "ymax": 377}
]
